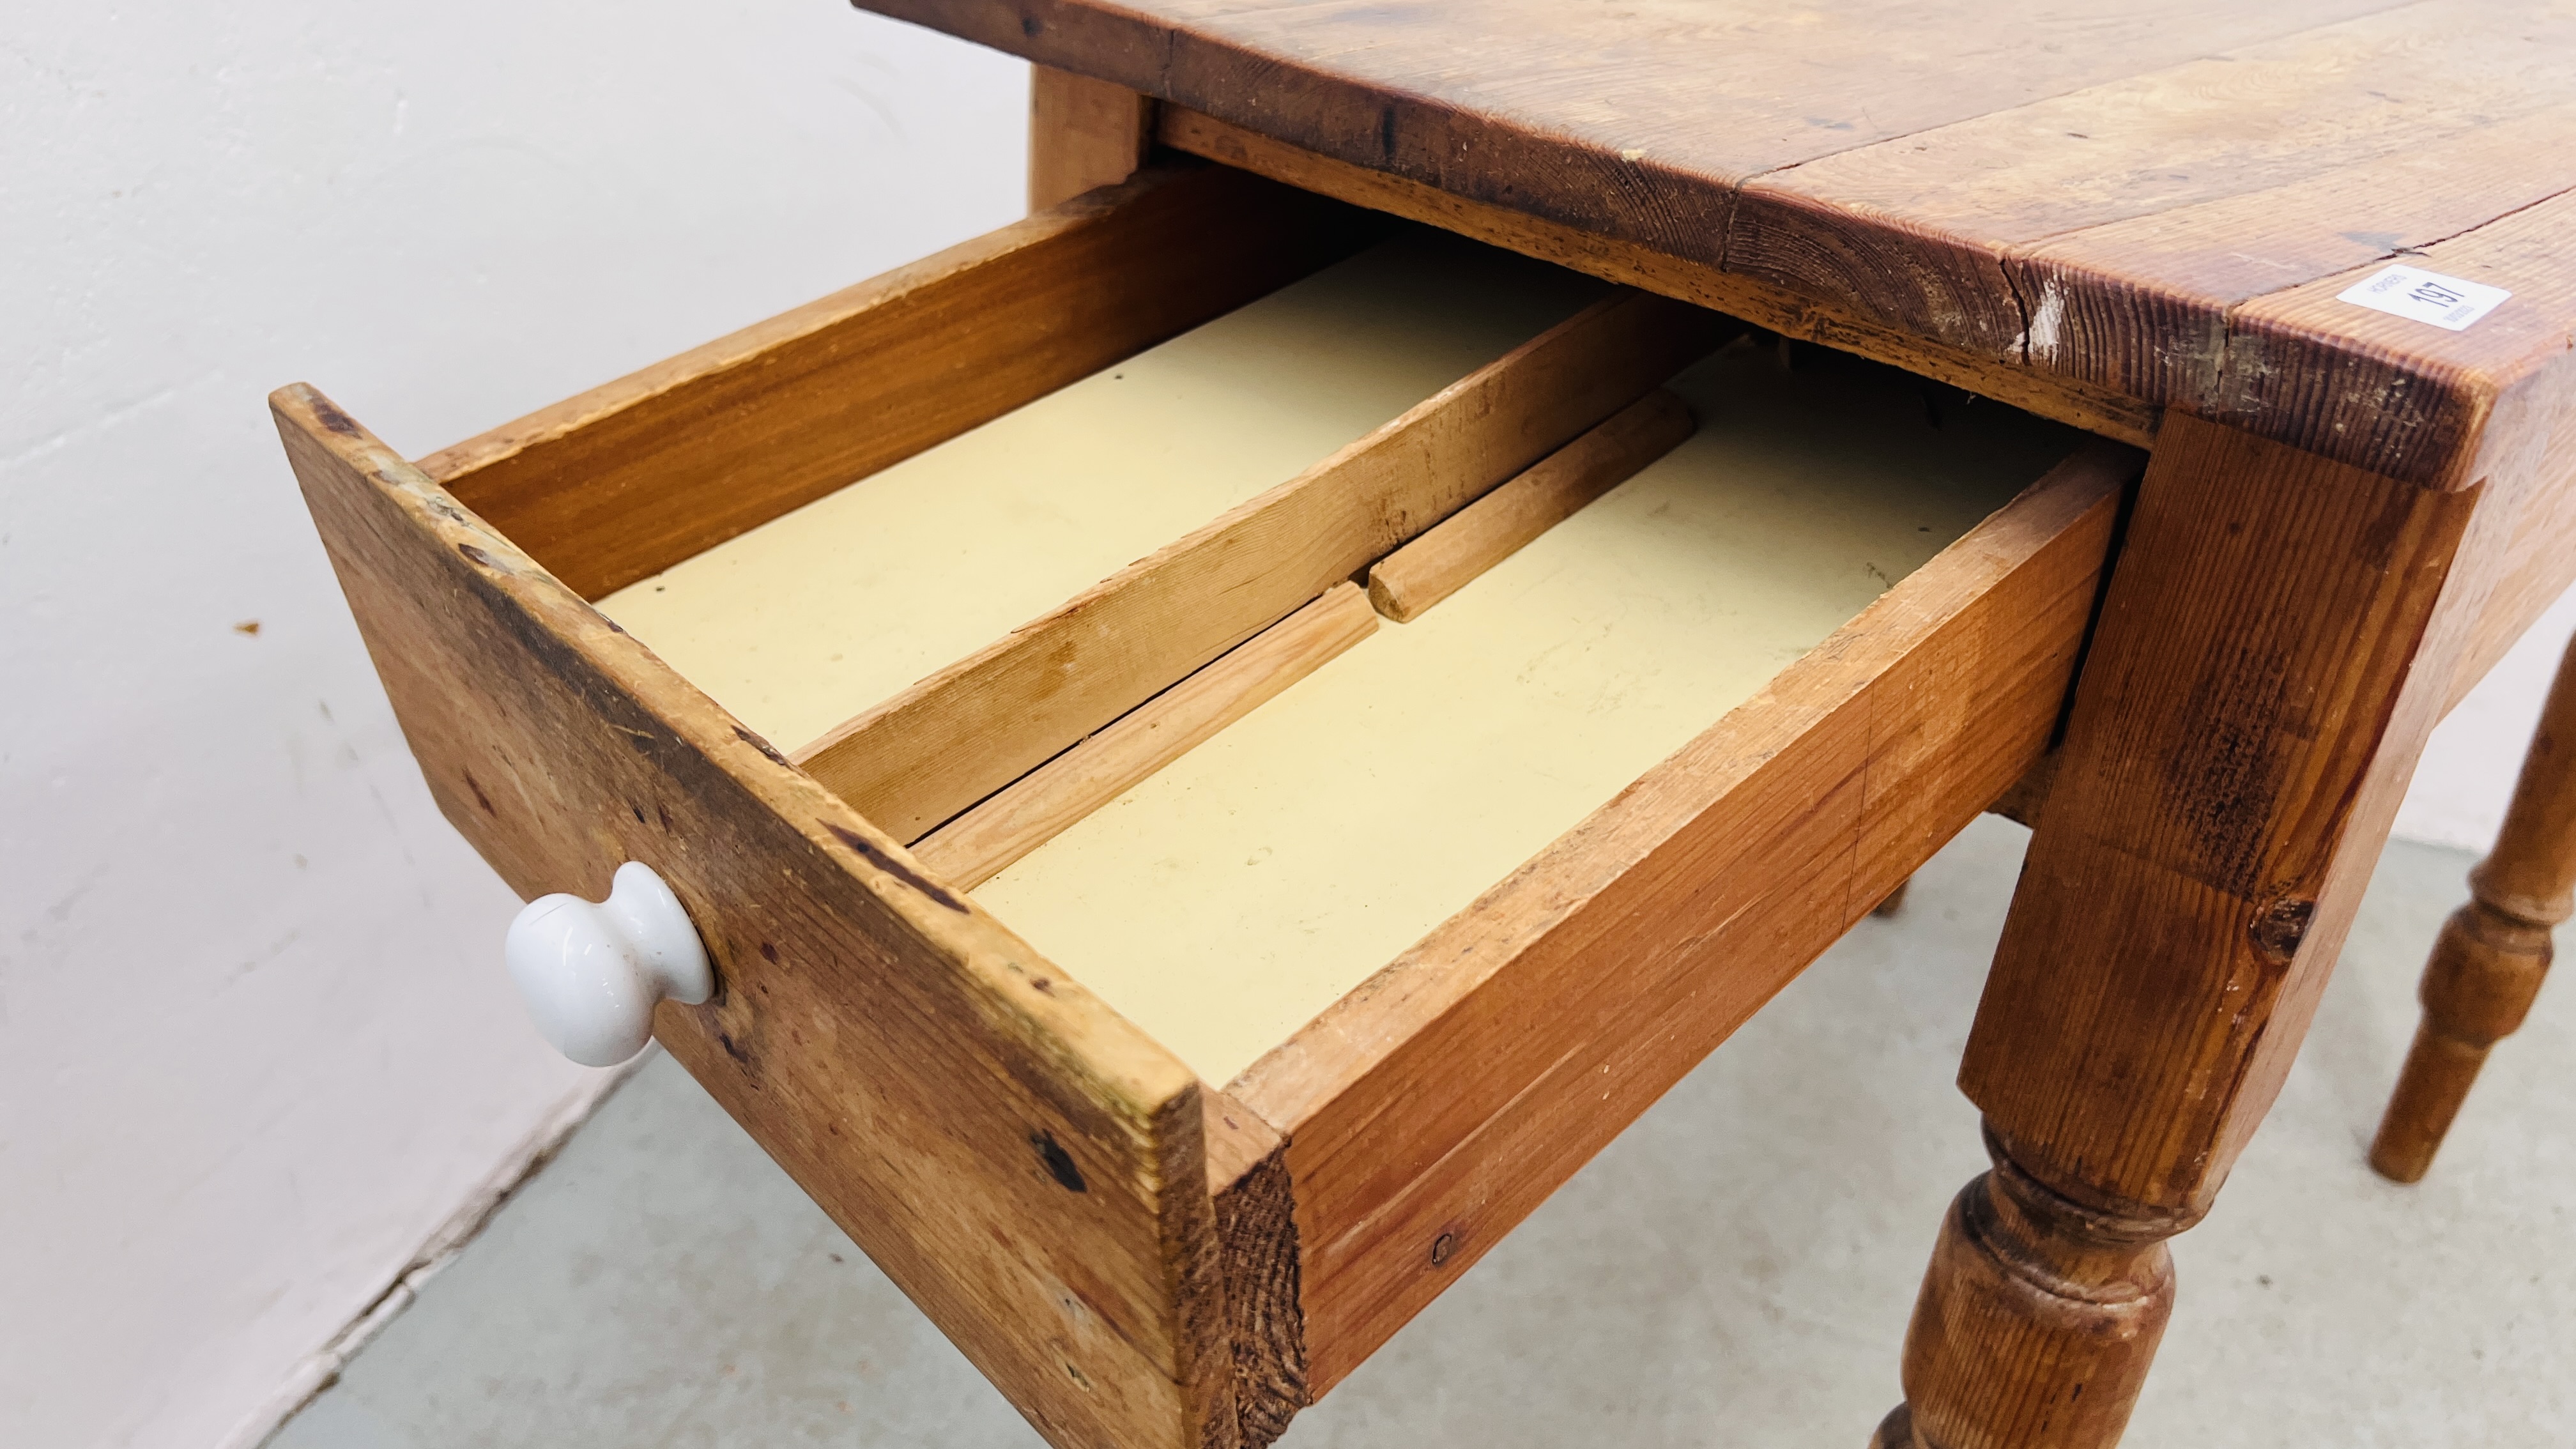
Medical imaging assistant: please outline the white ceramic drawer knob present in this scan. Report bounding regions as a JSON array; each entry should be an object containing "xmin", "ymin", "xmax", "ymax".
[{"xmin": 505, "ymin": 861, "xmax": 713, "ymax": 1066}]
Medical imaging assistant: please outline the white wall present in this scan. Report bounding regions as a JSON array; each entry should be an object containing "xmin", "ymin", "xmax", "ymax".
[
  {"xmin": 0, "ymin": 6, "xmax": 1023, "ymax": 1448},
  {"xmin": 5, "ymin": 6, "xmax": 2566, "ymax": 1446}
]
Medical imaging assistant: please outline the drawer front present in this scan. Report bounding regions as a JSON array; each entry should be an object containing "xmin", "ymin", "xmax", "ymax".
[{"xmin": 274, "ymin": 390, "xmax": 1234, "ymax": 1449}]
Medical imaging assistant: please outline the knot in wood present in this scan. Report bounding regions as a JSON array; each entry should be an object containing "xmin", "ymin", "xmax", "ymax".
[
  {"xmin": 1030, "ymin": 1131, "xmax": 1087, "ymax": 1193},
  {"xmin": 2248, "ymin": 895, "xmax": 2315, "ymax": 965}
]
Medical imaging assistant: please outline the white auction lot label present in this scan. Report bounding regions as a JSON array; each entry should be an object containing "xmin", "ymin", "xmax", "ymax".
[{"xmin": 2337, "ymin": 264, "xmax": 2511, "ymax": 332}]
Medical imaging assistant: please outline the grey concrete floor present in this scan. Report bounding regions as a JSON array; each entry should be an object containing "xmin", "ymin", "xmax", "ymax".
[{"xmin": 268, "ymin": 818, "xmax": 2576, "ymax": 1448}]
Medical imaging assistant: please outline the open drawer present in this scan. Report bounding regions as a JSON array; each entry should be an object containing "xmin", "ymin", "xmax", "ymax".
[{"xmin": 273, "ymin": 161, "xmax": 2133, "ymax": 1449}]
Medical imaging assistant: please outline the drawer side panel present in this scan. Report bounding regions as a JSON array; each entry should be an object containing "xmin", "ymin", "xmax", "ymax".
[
  {"xmin": 425, "ymin": 162, "xmax": 1382, "ymax": 601},
  {"xmin": 276, "ymin": 387, "xmax": 1234, "ymax": 1449},
  {"xmin": 1232, "ymin": 444, "xmax": 2134, "ymax": 1393}
]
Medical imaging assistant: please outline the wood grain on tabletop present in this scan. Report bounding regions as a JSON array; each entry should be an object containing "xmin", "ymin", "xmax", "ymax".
[
  {"xmin": 793, "ymin": 288, "xmax": 1733, "ymax": 843},
  {"xmin": 868, "ymin": 0, "xmax": 2576, "ymax": 481},
  {"xmin": 2237, "ymin": 183, "xmax": 2576, "ymax": 704},
  {"xmin": 1366, "ymin": 388, "xmax": 1694, "ymax": 622},
  {"xmin": 913, "ymin": 584, "xmax": 1379, "ymax": 891},
  {"xmin": 418, "ymin": 162, "xmax": 1377, "ymax": 601},
  {"xmin": 1229, "ymin": 445, "xmax": 2136, "ymax": 1395},
  {"xmin": 275, "ymin": 388, "xmax": 1241, "ymax": 1449},
  {"xmin": 1736, "ymin": 6, "xmax": 2576, "ymax": 409}
]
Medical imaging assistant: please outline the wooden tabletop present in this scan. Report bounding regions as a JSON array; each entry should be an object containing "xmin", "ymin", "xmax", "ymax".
[{"xmin": 864, "ymin": 0, "xmax": 2576, "ymax": 488}]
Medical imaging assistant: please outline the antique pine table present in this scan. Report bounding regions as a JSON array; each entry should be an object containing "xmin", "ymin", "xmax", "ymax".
[
  {"xmin": 862, "ymin": 0, "xmax": 2576, "ymax": 1442},
  {"xmin": 268, "ymin": 3, "xmax": 2576, "ymax": 1447}
]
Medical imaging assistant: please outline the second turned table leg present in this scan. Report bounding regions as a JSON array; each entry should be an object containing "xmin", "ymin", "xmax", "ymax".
[
  {"xmin": 1876, "ymin": 413, "xmax": 2511, "ymax": 1448},
  {"xmin": 2371, "ymin": 629, "xmax": 2576, "ymax": 1181}
]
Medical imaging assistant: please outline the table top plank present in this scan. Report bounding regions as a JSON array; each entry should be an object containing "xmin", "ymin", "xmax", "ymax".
[
  {"xmin": 986, "ymin": 0, "xmax": 2401, "ymax": 178},
  {"xmin": 1725, "ymin": 1, "xmax": 2576, "ymax": 467},
  {"xmin": 1749, "ymin": 3, "xmax": 2576, "ymax": 248},
  {"xmin": 893, "ymin": 0, "xmax": 2404, "ymax": 252},
  {"xmin": 2018, "ymin": 100, "xmax": 2576, "ymax": 411},
  {"xmin": 870, "ymin": 0, "xmax": 2576, "ymax": 480},
  {"xmin": 2219, "ymin": 186, "xmax": 2576, "ymax": 487}
]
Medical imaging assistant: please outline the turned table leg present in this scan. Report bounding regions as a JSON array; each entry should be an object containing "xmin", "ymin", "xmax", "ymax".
[
  {"xmin": 1878, "ymin": 413, "xmax": 2511, "ymax": 1447},
  {"xmin": 2371, "ymin": 631, "xmax": 2576, "ymax": 1181},
  {"xmin": 1869, "ymin": 1126, "xmax": 2195, "ymax": 1449}
]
